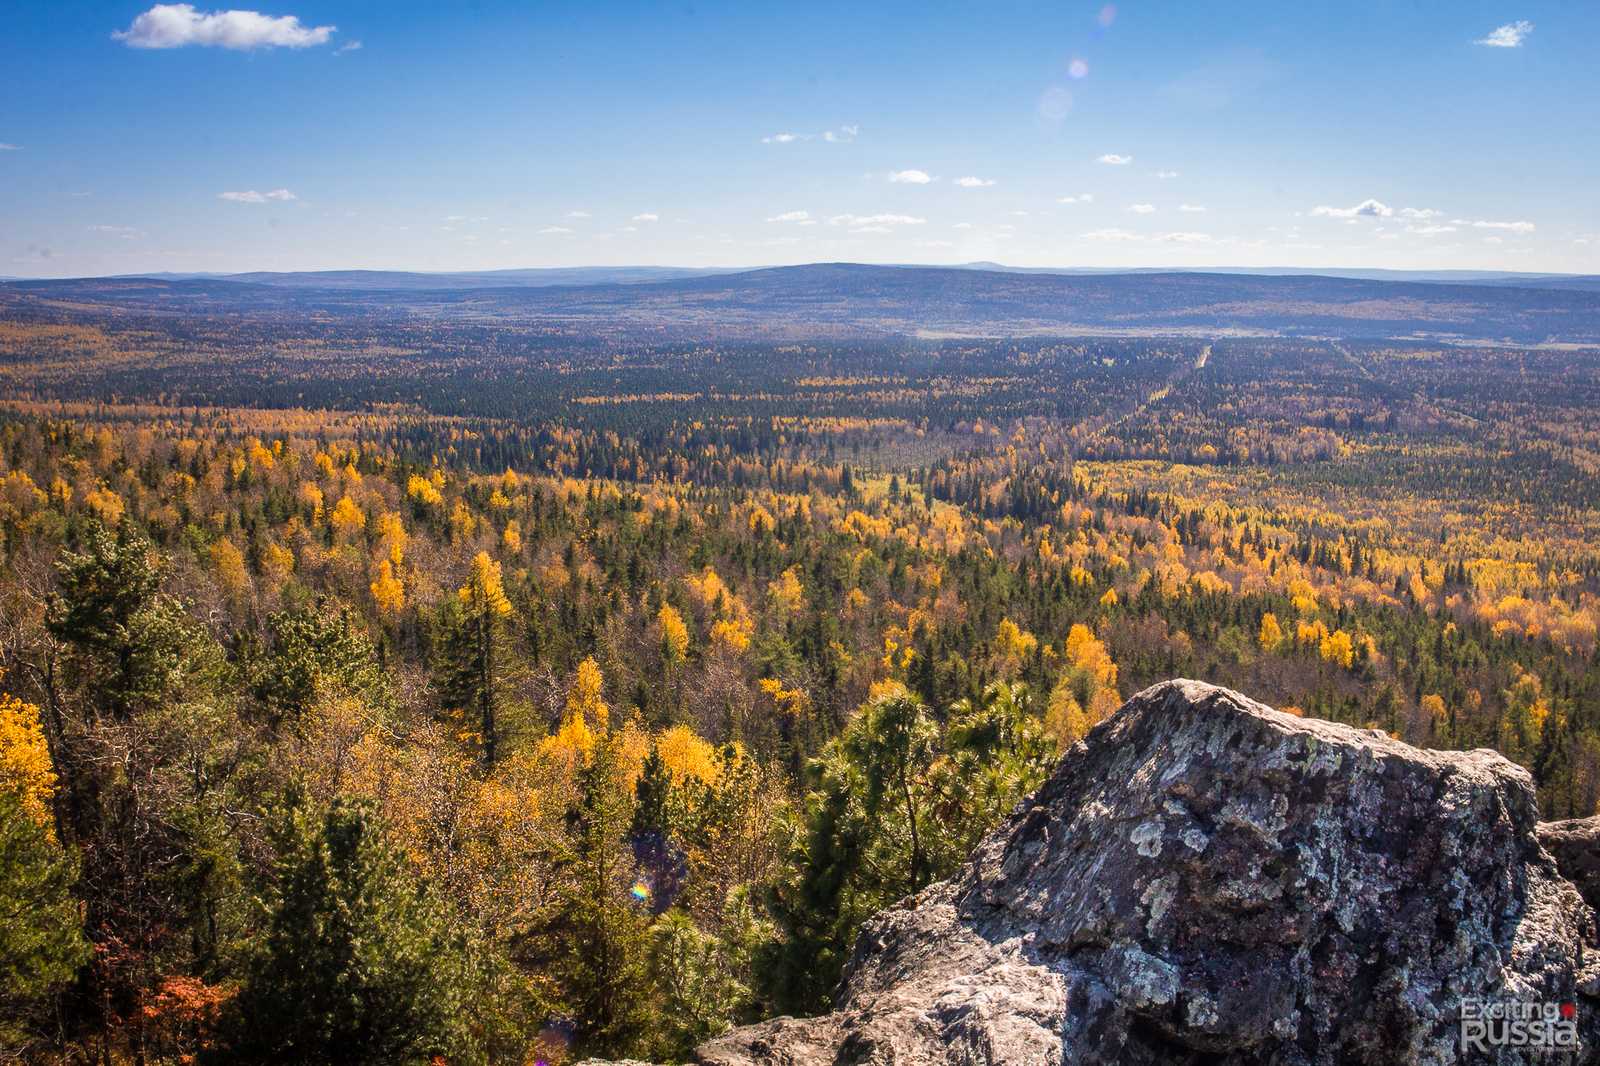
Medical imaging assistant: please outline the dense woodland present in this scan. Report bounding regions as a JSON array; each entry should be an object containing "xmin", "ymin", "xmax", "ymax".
[{"xmin": 1, "ymin": 293, "xmax": 1598, "ymax": 1063}]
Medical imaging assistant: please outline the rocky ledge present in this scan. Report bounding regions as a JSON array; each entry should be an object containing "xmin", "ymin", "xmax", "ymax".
[{"xmin": 611, "ymin": 680, "xmax": 1600, "ymax": 1064}]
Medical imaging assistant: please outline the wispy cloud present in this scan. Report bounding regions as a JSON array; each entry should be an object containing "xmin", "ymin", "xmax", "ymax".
[
  {"xmin": 0, "ymin": 143, "xmax": 20, "ymax": 151},
  {"xmin": 1451, "ymin": 217, "xmax": 1535, "ymax": 233},
  {"xmin": 565, "ymin": 210, "xmax": 591, "ymax": 219},
  {"xmin": 631, "ymin": 212, "xmax": 659, "ymax": 222},
  {"xmin": 1127, "ymin": 203, "xmax": 1156, "ymax": 214},
  {"xmin": 1084, "ymin": 228, "xmax": 1218, "ymax": 244},
  {"xmin": 1406, "ymin": 224, "xmax": 1457, "ymax": 235},
  {"xmin": 954, "ymin": 176, "xmax": 996, "ymax": 188},
  {"xmin": 888, "ymin": 169, "xmax": 934, "ymax": 184},
  {"xmin": 333, "ymin": 39, "xmax": 361, "ymax": 55},
  {"xmin": 1082, "ymin": 227, "xmax": 1142, "ymax": 242},
  {"xmin": 828, "ymin": 213, "xmax": 925, "ymax": 233},
  {"xmin": 1154, "ymin": 170, "xmax": 1179, "ymax": 179},
  {"xmin": 87, "ymin": 225, "xmax": 142, "ymax": 240},
  {"xmin": 1399, "ymin": 207, "xmax": 1442, "ymax": 220},
  {"xmin": 1057, "ymin": 193, "xmax": 1095, "ymax": 205},
  {"xmin": 1476, "ymin": 20, "xmax": 1533, "ymax": 48},
  {"xmin": 766, "ymin": 210, "xmax": 811, "ymax": 223},
  {"xmin": 1178, "ymin": 203, "xmax": 1207, "ymax": 213},
  {"xmin": 763, "ymin": 124, "xmax": 859, "ymax": 145},
  {"xmin": 218, "ymin": 188, "xmax": 296, "ymax": 203},
  {"xmin": 1310, "ymin": 198, "xmax": 1391, "ymax": 219},
  {"xmin": 115, "ymin": 4, "xmax": 336, "ymax": 50},
  {"xmin": 1096, "ymin": 153, "xmax": 1133, "ymax": 165},
  {"xmin": 537, "ymin": 226, "xmax": 572, "ymax": 235}
]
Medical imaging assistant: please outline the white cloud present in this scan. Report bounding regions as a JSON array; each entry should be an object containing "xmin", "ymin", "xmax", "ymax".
[
  {"xmin": 828, "ymin": 213, "xmax": 925, "ymax": 227},
  {"xmin": 631, "ymin": 212, "xmax": 659, "ymax": 222},
  {"xmin": 1451, "ymin": 217, "xmax": 1535, "ymax": 233},
  {"xmin": 1476, "ymin": 20, "xmax": 1533, "ymax": 48},
  {"xmin": 765, "ymin": 124, "xmax": 859, "ymax": 145},
  {"xmin": 1127, "ymin": 203, "xmax": 1157, "ymax": 214},
  {"xmin": 1399, "ymin": 207, "xmax": 1442, "ymax": 219},
  {"xmin": 333, "ymin": 40, "xmax": 361, "ymax": 55},
  {"xmin": 1082, "ymin": 227, "xmax": 1143, "ymax": 242},
  {"xmin": 921, "ymin": 240, "xmax": 955, "ymax": 248},
  {"xmin": 888, "ymin": 169, "xmax": 934, "ymax": 184},
  {"xmin": 954, "ymin": 176, "xmax": 996, "ymax": 188},
  {"xmin": 537, "ymin": 226, "xmax": 573, "ymax": 235},
  {"xmin": 766, "ymin": 210, "xmax": 811, "ymax": 223},
  {"xmin": 1178, "ymin": 203, "xmax": 1207, "ymax": 213},
  {"xmin": 565, "ymin": 210, "xmax": 591, "ymax": 219},
  {"xmin": 1406, "ymin": 224, "xmax": 1458, "ymax": 235},
  {"xmin": 1310, "ymin": 198, "xmax": 1392, "ymax": 219},
  {"xmin": 114, "ymin": 4, "xmax": 335, "ymax": 50},
  {"xmin": 1096, "ymin": 153, "xmax": 1133, "ymax": 165},
  {"xmin": 952, "ymin": 222, "xmax": 974, "ymax": 230},
  {"xmin": 1057, "ymin": 193, "xmax": 1095, "ymax": 205},
  {"xmin": 1081, "ymin": 228, "xmax": 1220, "ymax": 245},
  {"xmin": 88, "ymin": 225, "xmax": 142, "ymax": 240},
  {"xmin": 1155, "ymin": 170, "xmax": 1179, "ymax": 179},
  {"xmin": 0, "ymin": 143, "xmax": 20, "ymax": 151},
  {"xmin": 218, "ymin": 188, "xmax": 296, "ymax": 203}
]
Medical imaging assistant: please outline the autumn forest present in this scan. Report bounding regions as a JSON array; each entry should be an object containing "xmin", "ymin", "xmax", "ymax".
[{"xmin": 1, "ymin": 272, "xmax": 1599, "ymax": 1064}]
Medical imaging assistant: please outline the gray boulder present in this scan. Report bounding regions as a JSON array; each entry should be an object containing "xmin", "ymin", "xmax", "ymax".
[
  {"xmin": 697, "ymin": 680, "xmax": 1600, "ymax": 1065},
  {"xmin": 1538, "ymin": 816, "xmax": 1600, "ymax": 914}
]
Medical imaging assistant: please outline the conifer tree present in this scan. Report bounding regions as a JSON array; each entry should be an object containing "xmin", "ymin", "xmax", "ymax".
[
  {"xmin": 436, "ymin": 552, "xmax": 514, "ymax": 766},
  {"xmin": 550, "ymin": 733, "xmax": 655, "ymax": 1056},
  {"xmin": 216, "ymin": 797, "xmax": 470, "ymax": 1064}
]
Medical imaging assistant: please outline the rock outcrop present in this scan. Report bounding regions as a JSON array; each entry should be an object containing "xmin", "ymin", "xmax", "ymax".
[
  {"xmin": 1539, "ymin": 816, "xmax": 1600, "ymax": 915},
  {"xmin": 694, "ymin": 680, "xmax": 1600, "ymax": 1065}
]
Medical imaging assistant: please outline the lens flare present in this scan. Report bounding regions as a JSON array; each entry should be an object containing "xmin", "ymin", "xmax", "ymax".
[
  {"xmin": 1069, "ymin": 58, "xmax": 1089, "ymax": 79},
  {"xmin": 1038, "ymin": 86, "xmax": 1074, "ymax": 121},
  {"xmin": 630, "ymin": 879, "xmax": 652, "ymax": 902},
  {"xmin": 1098, "ymin": 4, "xmax": 1117, "ymax": 28}
]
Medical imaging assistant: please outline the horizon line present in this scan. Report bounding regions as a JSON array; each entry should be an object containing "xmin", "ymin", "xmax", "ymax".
[{"xmin": 3, "ymin": 261, "xmax": 1593, "ymax": 283}]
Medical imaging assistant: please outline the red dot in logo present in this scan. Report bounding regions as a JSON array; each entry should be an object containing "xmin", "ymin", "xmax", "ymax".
[{"xmin": 1561, "ymin": 1002, "xmax": 1577, "ymax": 1019}]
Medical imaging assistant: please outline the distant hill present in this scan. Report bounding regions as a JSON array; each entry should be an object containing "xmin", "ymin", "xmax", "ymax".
[
  {"xmin": 12, "ymin": 263, "xmax": 1596, "ymax": 292},
  {"xmin": 219, "ymin": 266, "xmax": 744, "ymax": 291},
  {"xmin": 6, "ymin": 263, "xmax": 1599, "ymax": 343},
  {"xmin": 939, "ymin": 263, "xmax": 1600, "ymax": 289}
]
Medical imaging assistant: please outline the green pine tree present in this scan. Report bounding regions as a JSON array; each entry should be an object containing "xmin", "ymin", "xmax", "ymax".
[
  {"xmin": 0, "ymin": 788, "xmax": 89, "ymax": 1054},
  {"xmin": 215, "ymin": 796, "xmax": 471, "ymax": 1065},
  {"xmin": 551, "ymin": 734, "xmax": 655, "ymax": 1057}
]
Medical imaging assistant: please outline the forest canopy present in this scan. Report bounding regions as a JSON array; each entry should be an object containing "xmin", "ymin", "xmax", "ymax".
[{"xmin": 0, "ymin": 302, "xmax": 1597, "ymax": 1062}]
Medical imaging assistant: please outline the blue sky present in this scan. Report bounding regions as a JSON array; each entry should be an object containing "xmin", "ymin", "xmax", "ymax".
[{"xmin": 2, "ymin": 1, "xmax": 1596, "ymax": 276}]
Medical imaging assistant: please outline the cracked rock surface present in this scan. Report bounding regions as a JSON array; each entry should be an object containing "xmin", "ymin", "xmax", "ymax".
[{"xmin": 609, "ymin": 680, "xmax": 1600, "ymax": 1065}]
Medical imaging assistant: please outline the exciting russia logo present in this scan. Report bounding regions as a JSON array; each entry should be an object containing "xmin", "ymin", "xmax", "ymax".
[{"xmin": 1460, "ymin": 998, "xmax": 1580, "ymax": 1054}]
